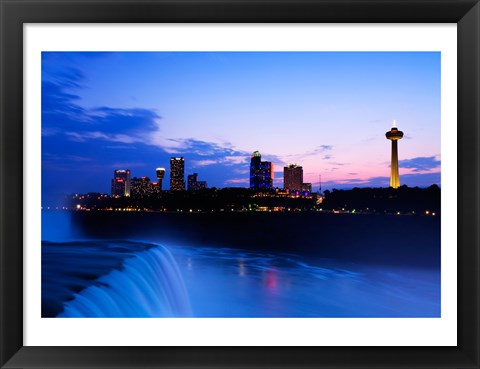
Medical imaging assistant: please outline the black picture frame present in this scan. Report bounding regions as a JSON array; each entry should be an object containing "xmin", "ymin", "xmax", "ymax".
[{"xmin": 1, "ymin": 0, "xmax": 479, "ymax": 368}]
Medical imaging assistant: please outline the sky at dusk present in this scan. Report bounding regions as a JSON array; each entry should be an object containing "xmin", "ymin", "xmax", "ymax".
[{"xmin": 42, "ymin": 52, "xmax": 441, "ymax": 204}]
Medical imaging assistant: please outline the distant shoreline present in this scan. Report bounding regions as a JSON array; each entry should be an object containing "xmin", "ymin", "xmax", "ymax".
[
  {"xmin": 42, "ymin": 208, "xmax": 438, "ymax": 216},
  {"xmin": 45, "ymin": 185, "xmax": 441, "ymax": 216}
]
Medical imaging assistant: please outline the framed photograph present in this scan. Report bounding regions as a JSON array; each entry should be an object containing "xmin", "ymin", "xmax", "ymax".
[{"xmin": 1, "ymin": 0, "xmax": 479, "ymax": 368}]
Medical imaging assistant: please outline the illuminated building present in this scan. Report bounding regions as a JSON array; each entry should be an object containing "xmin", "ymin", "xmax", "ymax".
[
  {"xmin": 187, "ymin": 173, "xmax": 198, "ymax": 190},
  {"xmin": 196, "ymin": 181, "xmax": 207, "ymax": 190},
  {"xmin": 385, "ymin": 120, "xmax": 404, "ymax": 189},
  {"xmin": 130, "ymin": 176, "xmax": 153, "ymax": 197},
  {"xmin": 301, "ymin": 183, "xmax": 312, "ymax": 193},
  {"xmin": 284, "ymin": 164, "xmax": 312, "ymax": 193},
  {"xmin": 111, "ymin": 169, "xmax": 131, "ymax": 197},
  {"xmin": 170, "ymin": 157, "xmax": 185, "ymax": 191},
  {"xmin": 187, "ymin": 173, "xmax": 208, "ymax": 191},
  {"xmin": 284, "ymin": 164, "xmax": 303, "ymax": 191},
  {"xmin": 250, "ymin": 151, "xmax": 273, "ymax": 190},
  {"xmin": 156, "ymin": 168, "xmax": 165, "ymax": 191}
]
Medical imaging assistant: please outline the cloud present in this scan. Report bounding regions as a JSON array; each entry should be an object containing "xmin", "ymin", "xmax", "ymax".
[
  {"xmin": 42, "ymin": 80, "xmax": 86, "ymax": 119},
  {"xmin": 89, "ymin": 106, "xmax": 160, "ymax": 129},
  {"xmin": 65, "ymin": 131, "xmax": 143, "ymax": 144},
  {"xmin": 399, "ymin": 156, "xmax": 440, "ymax": 172},
  {"xmin": 43, "ymin": 153, "xmax": 92, "ymax": 163},
  {"xmin": 190, "ymin": 154, "xmax": 248, "ymax": 168},
  {"xmin": 42, "ymin": 127, "xmax": 61, "ymax": 136},
  {"xmin": 303, "ymin": 144, "xmax": 334, "ymax": 157},
  {"xmin": 42, "ymin": 68, "xmax": 162, "ymax": 145},
  {"xmin": 104, "ymin": 145, "xmax": 136, "ymax": 150},
  {"xmin": 64, "ymin": 131, "xmax": 110, "ymax": 142},
  {"xmin": 318, "ymin": 145, "xmax": 333, "ymax": 151},
  {"xmin": 225, "ymin": 178, "xmax": 249, "ymax": 184},
  {"xmin": 148, "ymin": 137, "xmax": 239, "ymax": 156},
  {"xmin": 401, "ymin": 172, "xmax": 441, "ymax": 186},
  {"xmin": 64, "ymin": 155, "xmax": 91, "ymax": 162},
  {"xmin": 42, "ymin": 64, "xmax": 86, "ymax": 87},
  {"xmin": 233, "ymin": 168, "xmax": 249, "ymax": 174},
  {"xmin": 222, "ymin": 156, "xmax": 247, "ymax": 166},
  {"xmin": 281, "ymin": 144, "xmax": 334, "ymax": 163},
  {"xmin": 190, "ymin": 159, "xmax": 218, "ymax": 167}
]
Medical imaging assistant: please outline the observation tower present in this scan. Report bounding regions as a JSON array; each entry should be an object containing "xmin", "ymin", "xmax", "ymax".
[
  {"xmin": 385, "ymin": 120, "xmax": 404, "ymax": 189},
  {"xmin": 156, "ymin": 167, "xmax": 166, "ymax": 190}
]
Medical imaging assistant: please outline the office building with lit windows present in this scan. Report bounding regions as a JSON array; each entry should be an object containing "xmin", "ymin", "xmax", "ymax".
[
  {"xmin": 284, "ymin": 164, "xmax": 303, "ymax": 191},
  {"xmin": 301, "ymin": 183, "xmax": 312, "ymax": 193},
  {"xmin": 187, "ymin": 173, "xmax": 198, "ymax": 191},
  {"xmin": 170, "ymin": 157, "xmax": 185, "ymax": 191},
  {"xmin": 250, "ymin": 151, "xmax": 274, "ymax": 190},
  {"xmin": 187, "ymin": 173, "xmax": 208, "ymax": 191},
  {"xmin": 130, "ymin": 176, "xmax": 155, "ymax": 197},
  {"xmin": 111, "ymin": 169, "xmax": 131, "ymax": 197}
]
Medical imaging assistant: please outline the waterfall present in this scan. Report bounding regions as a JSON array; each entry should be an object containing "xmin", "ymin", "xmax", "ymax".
[{"xmin": 56, "ymin": 244, "xmax": 191, "ymax": 318}]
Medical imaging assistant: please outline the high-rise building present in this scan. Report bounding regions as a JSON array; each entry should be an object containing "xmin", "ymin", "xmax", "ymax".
[
  {"xmin": 250, "ymin": 151, "xmax": 274, "ymax": 190},
  {"xmin": 130, "ymin": 176, "xmax": 152, "ymax": 197},
  {"xmin": 187, "ymin": 173, "xmax": 198, "ymax": 191},
  {"xmin": 284, "ymin": 164, "xmax": 303, "ymax": 191},
  {"xmin": 156, "ymin": 167, "xmax": 165, "ymax": 190},
  {"xmin": 170, "ymin": 157, "xmax": 185, "ymax": 191},
  {"xmin": 187, "ymin": 173, "xmax": 208, "ymax": 191},
  {"xmin": 111, "ymin": 169, "xmax": 131, "ymax": 197},
  {"xmin": 385, "ymin": 120, "xmax": 404, "ymax": 189}
]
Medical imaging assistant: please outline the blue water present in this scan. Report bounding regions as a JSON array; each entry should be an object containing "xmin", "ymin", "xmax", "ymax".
[
  {"xmin": 58, "ymin": 245, "xmax": 191, "ymax": 317},
  {"xmin": 167, "ymin": 245, "xmax": 439, "ymax": 317},
  {"xmin": 42, "ymin": 211, "xmax": 440, "ymax": 317}
]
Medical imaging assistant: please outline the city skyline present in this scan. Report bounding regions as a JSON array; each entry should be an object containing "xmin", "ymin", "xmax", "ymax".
[{"xmin": 42, "ymin": 52, "xmax": 441, "ymax": 204}]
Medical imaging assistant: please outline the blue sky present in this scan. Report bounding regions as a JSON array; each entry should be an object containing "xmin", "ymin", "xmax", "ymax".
[{"xmin": 42, "ymin": 52, "xmax": 441, "ymax": 204}]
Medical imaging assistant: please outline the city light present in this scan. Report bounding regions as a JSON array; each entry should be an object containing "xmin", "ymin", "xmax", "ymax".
[{"xmin": 57, "ymin": 150, "xmax": 439, "ymax": 216}]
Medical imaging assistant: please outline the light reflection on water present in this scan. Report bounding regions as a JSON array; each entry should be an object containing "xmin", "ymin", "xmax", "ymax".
[{"xmin": 166, "ymin": 244, "xmax": 440, "ymax": 318}]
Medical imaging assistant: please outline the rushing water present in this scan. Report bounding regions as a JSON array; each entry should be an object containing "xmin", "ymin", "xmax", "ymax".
[
  {"xmin": 42, "ymin": 240, "xmax": 191, "ymax": 317},
  {"xmin": 41, "ymin": 211, "xmax": 441, "ymax": 318},
  {"xmin": 167, "ymin": 245, "xmax": 439, "ymax": 317}
]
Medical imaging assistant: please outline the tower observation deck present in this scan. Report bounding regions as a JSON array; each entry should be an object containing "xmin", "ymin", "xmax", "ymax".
[{"xmin": 385, "ymin": 120, "xmax": 404, "ymax": 189}]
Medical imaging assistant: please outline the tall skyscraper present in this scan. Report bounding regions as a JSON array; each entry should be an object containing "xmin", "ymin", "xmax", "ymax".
[
  {"xmin": 156, "ymin": 167, "xmax": 165, "ymax": 190},
  {"xmin": 170, "ymin": 157, "xmax": 185, "ymax": 191},
  {"xmin": 284, "ymin": 164, "xmax": 303, "ymax": 191},
  {"xmin": 250, "ymin": 151, "xmax": 273, "ymax": 190},
  {"xmin": 111, "ymin": 169, "xmax": 131, "ymax": 197},
  {"xmin": 385, "ymin": 120, "xmax": 404, "ymax": 189}
]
